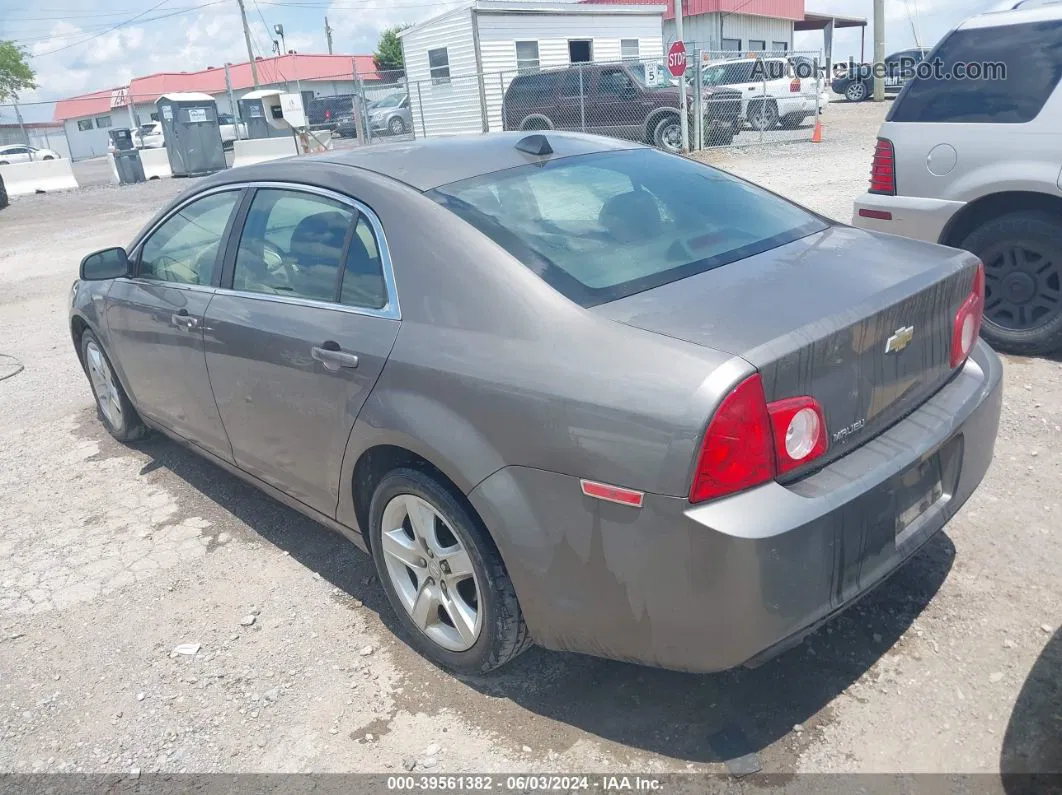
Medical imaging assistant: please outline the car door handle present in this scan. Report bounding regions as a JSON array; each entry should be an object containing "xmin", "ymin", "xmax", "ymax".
[
  {"xmin": 170, "ymin": 312, "xmax": 198, "ymax": 330},
  {"xmin": 312, "ymin": 345, "xmax": 359, "ymax": 372}
]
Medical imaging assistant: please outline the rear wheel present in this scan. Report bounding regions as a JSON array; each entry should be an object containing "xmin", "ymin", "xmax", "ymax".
[
  {"xmin": 520, "ymin": 116, "xmax": 552, "ymax": 132},
  {"xmin": 653, "ymin": 115, "xmax": 683, "ymax": 153},
  {"xmin": 845, "ymin": 81, "xmax": 869, "ymax": 102},
  {"xmin": 779, "ymin": 112, "xmax": 808, "ymax": 130},
  {"xmin": 80, "ymin": 331, "xmax": 147, "ymax": 442},
  {"xmin": 960, "ymin": 211, "xmax": 1062, "ymax": 356},
  {"xmin": 747, "ymin": 100, "xmax": 779, "ymax": 132},
  {"xmin": 369, "ymin": 468, "xmax": 531, "ymax": 674},
  {"xmin": 42, "ymin": 155, "xmax": 55, "ymax": 160}
]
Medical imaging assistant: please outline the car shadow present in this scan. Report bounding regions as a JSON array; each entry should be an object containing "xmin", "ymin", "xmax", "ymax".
[
  {"xmin": 1001, "ymin": 628, "xmax": 1062, "ymax": 792},
  {"xmin": 134, "ymin": 432, "xmax": 955, "ymax": 768}
]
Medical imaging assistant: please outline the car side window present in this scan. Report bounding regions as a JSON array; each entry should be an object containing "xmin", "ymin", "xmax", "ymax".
[
  {"xmin": 598, "ymin": 68, "xmax": 634, "ymax": 95},
  {"xmin": 339, "ymin": 215, "xmax": 388, "ymax": 310},
  {"xmin": 560, "ymin": 71, "xmax": 585, "ymax": 97},
  {"xmin": 139, "ymin": 191, "xmax": 240, "ymax": 285},
  {"xmin": 233, "ymin": 188, "xmax": 355, "ymax": 302}
]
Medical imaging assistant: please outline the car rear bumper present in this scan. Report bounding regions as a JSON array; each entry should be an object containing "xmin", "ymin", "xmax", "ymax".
[
  {"xmin": 853, "ymin": 192, "xmax": 966, "ymax": 244},
  {"xmin": 469, "ymin": 341, "xmax": 1002, "ymax": 672}
]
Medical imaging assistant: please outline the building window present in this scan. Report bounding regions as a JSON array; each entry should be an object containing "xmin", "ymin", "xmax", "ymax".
[
  {"xmin": 428, "ymin": 47, "xmax": 450, "ymax": 85},
  {"xmin": 515, "ymin": 41, "xmax": 540, "ymax": 73},
  {"xmin": 95, "ymin": 115, "xmax": 113, "ymax": 128},
  {"xmin": 77, "ymin": 119, "xmax": 93, "ymax": 132},
  {"xmin": 749, "ymin": 39, "xmax": 766, "ymax": 52},
  {"xmin": 721, "ymin": 38, "xmax": 741, "ymax": 52},
  {"xmin": 772, "ymin": 41, "xmax": 789, "ymax": 53},
  {"xmin": 621, "ymin": 39, "xmax": 640, "ymax": 61},
  {"xmin": 568, "ymin": 39, "xmax": 592, "ymax": 64}
]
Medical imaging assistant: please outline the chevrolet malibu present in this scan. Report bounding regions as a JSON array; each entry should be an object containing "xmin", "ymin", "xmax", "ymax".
[{"xmin": 70, "ymin": 133, "xmax": 1002, "ymax": 674}]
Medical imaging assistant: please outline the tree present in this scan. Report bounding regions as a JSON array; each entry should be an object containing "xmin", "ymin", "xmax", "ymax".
[
  {"xmin": 0, "ymin": 41, "xmax": 36, "ymax": 103},
  {"xmin": 373, "ymin": 25, "xmax": 410, "ymax": 73}
]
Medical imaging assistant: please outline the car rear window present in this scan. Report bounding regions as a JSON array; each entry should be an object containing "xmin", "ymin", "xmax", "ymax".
[
  {"xmin": 429, "ymin": 149, "xmax": 827, "ymax": 307},
  {"xmin": 889, "ymin": 19, "xmax": 1062, "ymax": 124}
]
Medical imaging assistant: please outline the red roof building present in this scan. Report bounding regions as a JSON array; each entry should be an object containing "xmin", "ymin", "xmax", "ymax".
[{"xmin": 54, "ymin": 53, "xmax": 377, "ymax": 123}]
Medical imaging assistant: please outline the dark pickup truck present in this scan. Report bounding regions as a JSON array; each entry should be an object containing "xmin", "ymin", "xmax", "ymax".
[{"xmin": 502, "ymin": 62, "xmax": 742, "ymax": 151}]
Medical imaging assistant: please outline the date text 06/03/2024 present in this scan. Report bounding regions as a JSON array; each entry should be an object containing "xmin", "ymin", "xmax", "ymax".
[{"xmin": 385, "ymin": 775, "xmax": 665, "ymax": 791}]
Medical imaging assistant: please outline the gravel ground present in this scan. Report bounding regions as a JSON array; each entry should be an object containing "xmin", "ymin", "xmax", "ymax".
[{"xmin": 0, "ymin": 100, "xmax": 1059, "ymax": 781}]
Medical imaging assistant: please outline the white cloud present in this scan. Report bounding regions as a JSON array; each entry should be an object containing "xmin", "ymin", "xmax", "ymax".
[{"xmin": 325, "ymin": 0, "xmax": 468, "ymax": 56}]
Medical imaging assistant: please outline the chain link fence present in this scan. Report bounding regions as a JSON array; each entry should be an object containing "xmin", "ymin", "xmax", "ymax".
[{"xmin": 347, "ymin": 49, "xmax": 826, "ymax": 154}]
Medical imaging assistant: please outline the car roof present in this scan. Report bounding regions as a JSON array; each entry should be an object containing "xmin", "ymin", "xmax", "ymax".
[
  {"xmin": 311, "ymin": 131, "xmax": 644, "ymax": 192},
  {"xmin": 966, "ymin": 1, "xmax": 1062, "ymax": 27}
]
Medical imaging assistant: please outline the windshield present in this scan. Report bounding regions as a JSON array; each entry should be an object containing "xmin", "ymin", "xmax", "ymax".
[
  {"xmin": 371, "ymin": 93, "xmax": 406, "ymax": 109},
  {"xmin": 626, "ymin": 62, "xmax": 674, "ymax": 88},
  {"xmin": 430, "ymin": 149, "xmax": 827, "ymax": 307}
]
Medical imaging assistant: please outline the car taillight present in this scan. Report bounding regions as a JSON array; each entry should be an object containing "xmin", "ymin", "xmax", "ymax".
[
  {"xmin": 951, "ymin": 261, "xmax": 986, "ymax": 368},
  {"xmin": 689, "ymin": 374, "xmax": 829, "ymax": 503},
  {"xmin": 869, "ymin": 137, "xmax": 896, "ymax": 196},
  {"xmin": 790, "ymin": 77, "xmax": 801, "ymax": 93}
]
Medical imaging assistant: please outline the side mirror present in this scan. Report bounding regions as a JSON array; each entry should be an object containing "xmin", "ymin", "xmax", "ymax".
[{"xmin": 80, "ymin": 247, "xmax": 131, "ymax": 281}]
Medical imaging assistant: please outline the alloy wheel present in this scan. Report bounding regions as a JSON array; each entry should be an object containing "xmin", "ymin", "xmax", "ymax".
[
  {"xmin": 389, "ymin": 117, "xmax": 405, "ymax": 135},
  {"xmin": 983, "ymin": 241, "xmax": 1062, "ymax": 331},
  {"xmin": 85, "ymin": 340, "xmax": 123, "ymax": 429},
  {"xmin": 846, "ymin": 82, "xmax": 867, "ymax": 102},
  {"xmin": 379, "ymin": 494, "xmax": 482, "ymax": 652}
]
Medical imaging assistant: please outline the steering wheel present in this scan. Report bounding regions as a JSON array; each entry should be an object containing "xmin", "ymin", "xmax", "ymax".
[{"xmin": 262, "ymin": 240, "xmax": 301, "ymax": 286}]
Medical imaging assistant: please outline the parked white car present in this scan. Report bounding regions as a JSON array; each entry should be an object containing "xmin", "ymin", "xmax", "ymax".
[
  {"xmin": 0, "ymin": 144, "xmax": 62, "ymax": 164},
  {"xmin": 132, "ymin": 122, "xmax": 164, "ymax": 149},
  {"xmin": 218, "ymin": 113, "xmax": 248, "ymax": 146},
  {"xmin": 702, "ymin": 56, "xmax": 827, "ymax": 131}
]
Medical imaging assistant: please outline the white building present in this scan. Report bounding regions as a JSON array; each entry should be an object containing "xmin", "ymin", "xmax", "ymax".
[{"xmin": 400, "ymin": 0, "xmax": 666, "ymax": 138}]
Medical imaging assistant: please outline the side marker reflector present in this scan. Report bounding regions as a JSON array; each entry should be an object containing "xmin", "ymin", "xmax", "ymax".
[{"xmin": 580, "ymin": 479, "xmax": 644, "ymax": 508}]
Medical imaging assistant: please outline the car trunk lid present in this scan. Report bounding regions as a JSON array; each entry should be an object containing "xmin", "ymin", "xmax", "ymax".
[{"xmin": 594, "ymin": 225, "xmax": 980, "ymax": 470}]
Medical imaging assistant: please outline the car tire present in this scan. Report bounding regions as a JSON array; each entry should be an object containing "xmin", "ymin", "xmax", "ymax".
[
  {"xmin": 520, "ymin": 117, "xmax": 552, "ymax": 132},
  {"xmin": 959, "ymin": 212, "xmax": 1062, "ymax": 356},
  {"xmin": 80, "ymin": 330, "xmax": 147, "ymax": 443},
  {"xmin": 747, "ymin": 100, "xmax": 779, "ymax": 132},
  {"xmin": 388, "ymin": 116, "xmax": 406, "ymax": 136},
  {"xmin": 43, "ymin": 155, "xmax": 54, "ymax": 160},
  {"xmin": 0, "ymin": 161, "xmax": 8, "ymax": 166},
  {"xmin": 779, "ymin": 113, "xmax": 808, "ymax": 130},
  {"xmin": 369, "ymin": 468, "xmax": 532, "ymax": 674},
  {"xmin": 845, "ymin": 81, "xmax": 869, "ymax": 102},
  {"xmin": 653, "ymin": 115, "xmax": 684, "ymax": 153}
]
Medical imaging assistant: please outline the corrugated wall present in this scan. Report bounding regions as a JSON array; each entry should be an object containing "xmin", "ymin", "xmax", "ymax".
[{"xmin": 665, "ymin": 12, "xmax": 794, "ymax": 52}]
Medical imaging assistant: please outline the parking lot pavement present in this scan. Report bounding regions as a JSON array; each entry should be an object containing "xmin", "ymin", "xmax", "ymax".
[{"xmin": 0, "ymin": 100, "xmax": 1060, "ymax": 777}]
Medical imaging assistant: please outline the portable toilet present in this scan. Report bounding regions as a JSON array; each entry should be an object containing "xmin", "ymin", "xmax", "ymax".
[
  {"xmin": 155, "ymin": 93, "xmax": 227, "ymax": 176},
  {"xmin": 238, "ymin": 90, "xmax": 291, "ymax": 139}
]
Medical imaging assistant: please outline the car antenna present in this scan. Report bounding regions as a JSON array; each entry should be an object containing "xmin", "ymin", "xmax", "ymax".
[{"xmin": 515, "ymin": 134, "xmax": 553, "ymax": 156}]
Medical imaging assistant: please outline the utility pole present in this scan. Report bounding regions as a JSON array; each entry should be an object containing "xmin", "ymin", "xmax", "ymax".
[
  {"xmin": 873, "ymin": 0, "xmax": 885, "ymax": 101},
  {"xmin": 675, "ymin": 0, "xmax": 689, "ymax": 153},
  {"xmin": 12, "ymin": 98, "xmax": 28, "ymax": 146},
  {"xmin": 236, "ymin": 0, "xmax": 260, "ymax": 86},
  {"xmin": 325, "ymin": 17, "xmax": 334, "ymax": 55}
]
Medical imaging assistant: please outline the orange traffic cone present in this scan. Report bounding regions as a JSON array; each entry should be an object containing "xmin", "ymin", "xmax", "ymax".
[{"xmin": 811, "ymin": 117, "xmax": 823, "ymax": 143}]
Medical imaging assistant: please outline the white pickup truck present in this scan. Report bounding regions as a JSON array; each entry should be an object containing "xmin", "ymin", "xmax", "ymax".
[
  {"xmin": 218, "ymin": 113, "xmax": 248, "ymax": 147},
  {"xmin": 701, "ymin": 56, "xmax": 829, "ymax": 132}
]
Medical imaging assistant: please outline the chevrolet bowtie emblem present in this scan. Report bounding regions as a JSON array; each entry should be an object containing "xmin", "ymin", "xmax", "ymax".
[{"xmin": 885, "ymin": 326, "xmax": 915, "ymax": 354}]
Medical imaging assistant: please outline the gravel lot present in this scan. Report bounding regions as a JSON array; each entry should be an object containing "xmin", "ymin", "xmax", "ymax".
[{"xmin": 0, "ymin": 100, "xmax": 1059, "ymax": 781}]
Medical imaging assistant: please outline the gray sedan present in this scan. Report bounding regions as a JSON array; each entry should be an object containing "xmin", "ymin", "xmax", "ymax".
[{"xmin": 70, "ymin": 133, "xmax": 1002, "ymax": 674}]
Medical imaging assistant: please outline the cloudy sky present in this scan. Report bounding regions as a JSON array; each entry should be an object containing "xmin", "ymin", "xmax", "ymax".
[{"xmin": 0, "ymin": 0, "xmax": 1019, "ymax": 123}]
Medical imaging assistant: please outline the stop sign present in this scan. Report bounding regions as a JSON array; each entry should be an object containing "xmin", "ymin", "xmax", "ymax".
[{"xmin": 667, "ymin": 41, "xmax": 687, "ymax": 78}]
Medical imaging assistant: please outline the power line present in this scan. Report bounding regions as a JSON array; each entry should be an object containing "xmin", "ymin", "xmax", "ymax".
[{"xmin": 29, "ymin": 1, "xmax": 229, "ymax": 57}]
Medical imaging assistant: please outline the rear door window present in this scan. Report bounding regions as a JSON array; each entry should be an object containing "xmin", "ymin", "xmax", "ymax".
[
  {"xmin": 889, "ymin": 19, "xmax": 1062, "ymax": 124},
  {"xmin": 429, "ymin": 149, "xmax": 827, "ymax": 307}
]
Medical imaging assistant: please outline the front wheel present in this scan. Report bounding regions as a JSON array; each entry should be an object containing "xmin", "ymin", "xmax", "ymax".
[
  {"xmin": 369, "ymin": 468, "xmax": 532, "ymax": 674},
  {"xmin": 80, "ymin": 331, "xmax": 147, "ymax": 442},
  {"xmin": 388, "ymin": 116, "xmax": 407, "ymax": 136},
  {"xmin": 845, "ymin": 81, "xmax": 869, "ymax": 102},
  {"xmin": 653, "ymin": 116, "xmax": 683, "ymax": 153},
  {"xmin": 960, "ymin": 211, "xmax": 1062, "ymax": 356}
]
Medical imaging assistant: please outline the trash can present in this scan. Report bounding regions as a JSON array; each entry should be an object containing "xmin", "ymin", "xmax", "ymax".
[
  {"xmin": 112, "ymin": 149, "xmax": 146, "ymax": 185},
  {"xmin": 108, "ymin": 128, "xmax": 135, "ymax": 152},
  {"xmin": 156, "ymin": 93, "xmax": 227, "ymax": 176}
]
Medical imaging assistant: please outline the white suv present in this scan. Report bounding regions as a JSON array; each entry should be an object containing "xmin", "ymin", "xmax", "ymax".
[
  {"xmin": 853, "ymin": 1, "xmax": 1062, "ymax": 355},
  {"xmin": 702, "ymin": 56, "xmax": 828, "ymax": 132}
]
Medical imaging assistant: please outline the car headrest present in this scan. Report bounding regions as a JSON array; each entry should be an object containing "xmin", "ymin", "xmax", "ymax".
[
  {"xmin": 598, "ymin": 190, "xmax": 662, "ymax": 244},
  {"xmin": 289, "ymin": 211, "xmax": 350, "ymax": 266}
]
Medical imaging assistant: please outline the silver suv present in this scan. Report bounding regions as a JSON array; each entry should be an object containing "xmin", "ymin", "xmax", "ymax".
[{"xmin": 853, "ymin": 2, "xmax": 1062, "ymax": 355}]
